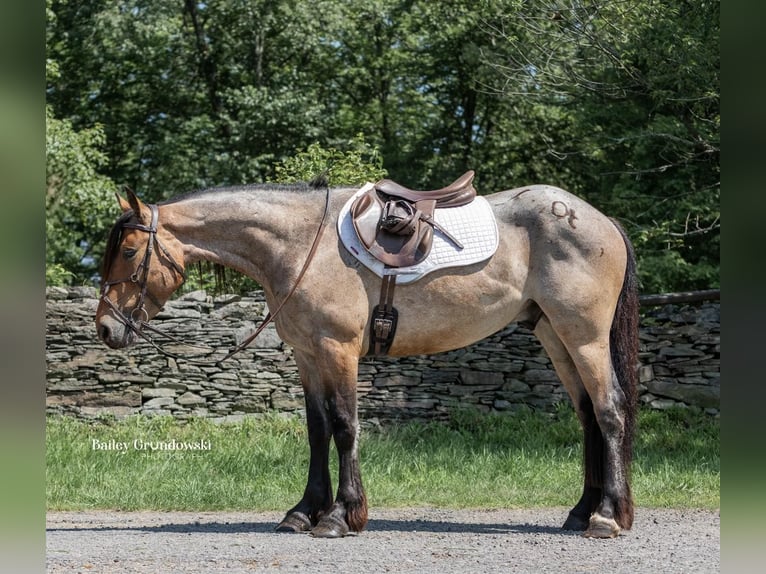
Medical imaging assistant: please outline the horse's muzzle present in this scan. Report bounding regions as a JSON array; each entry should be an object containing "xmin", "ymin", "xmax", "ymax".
[{"xmin": 96, "ymin": 314, "xmax": 138, "ymax": 349}]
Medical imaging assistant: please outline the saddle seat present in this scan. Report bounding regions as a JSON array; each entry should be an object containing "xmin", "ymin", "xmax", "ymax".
[
  {"xmin": 351, "ymin": 170, "xmax": 476, "ymax": 268},
  {"xmin": 374, "ymin": 169, "xmax": 476, "ymax": 207}
]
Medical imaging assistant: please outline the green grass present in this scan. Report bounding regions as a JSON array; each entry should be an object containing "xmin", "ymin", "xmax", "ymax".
[{"xmin": 46, "ymin": 407, "xmax": 719, "ymax": 511}]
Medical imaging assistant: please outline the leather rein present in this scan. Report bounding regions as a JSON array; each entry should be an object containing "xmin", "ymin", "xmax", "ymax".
[{"xmin": 100, "ymin": 187, "xmax": 331, "ymax": 365}]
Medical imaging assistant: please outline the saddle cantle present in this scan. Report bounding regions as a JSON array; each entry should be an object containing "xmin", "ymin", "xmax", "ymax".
[
  {"xmin": 348, "ymin": 171, "xmax": 480, "ymax": 356},
  {"xmin": 351, "ymin": 170, "xmax": 476, "ymax": 268}
]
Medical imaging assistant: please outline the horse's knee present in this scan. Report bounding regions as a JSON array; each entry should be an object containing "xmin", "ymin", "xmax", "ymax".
[
  {"xmin": 329, "ymin": 415, "xmax": 356, "ymax": 451},
  {"xmin": 328, "ymin": 397, "xmax": 359, "ymax": 447}
]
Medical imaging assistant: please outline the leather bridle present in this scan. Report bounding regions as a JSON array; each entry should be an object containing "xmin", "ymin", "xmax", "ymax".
[
  {"xmin": 100, "ymin": 203, "xmax": 186, "ymax": 344},
  {"xmin": 100, "ymin": 187, "xmax": 330, "ymax": 365}
]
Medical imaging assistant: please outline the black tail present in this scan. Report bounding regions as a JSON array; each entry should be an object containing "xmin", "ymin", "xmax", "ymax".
[
  {"xmin": 610, "ymin": 220, "xmax": 639, "ymax": 461},
  {"xmin": 609, "ymin": 219, "xmax": 640, "ymax": 528}
]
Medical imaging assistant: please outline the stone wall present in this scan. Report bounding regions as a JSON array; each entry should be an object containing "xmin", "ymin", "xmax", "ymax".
[{"xmin": 46, "ymin": 287, "xmax": 720, "ymax": 423}]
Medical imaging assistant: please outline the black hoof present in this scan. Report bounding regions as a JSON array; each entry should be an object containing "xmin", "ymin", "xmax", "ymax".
[
  {"xmin": 310, "ymin": 514, "xmax": 350, "ymax": 538},
  {"xmin": 275, "ymin": 511, "xmax": 312, "ymax": 533},
  {"xmin": 562, "ymin": 512, "xmax": 589, "ymax": 531}
]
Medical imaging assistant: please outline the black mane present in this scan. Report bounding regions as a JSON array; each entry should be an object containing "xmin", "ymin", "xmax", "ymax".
[{"xmin": 100, "ymin": 210, "xmax": 135, "ymax": 285}]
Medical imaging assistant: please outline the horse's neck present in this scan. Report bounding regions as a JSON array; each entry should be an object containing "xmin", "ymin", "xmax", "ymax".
[{"xmin": 163, "ymin": 188, "xmax": 322, "ymax": 290}]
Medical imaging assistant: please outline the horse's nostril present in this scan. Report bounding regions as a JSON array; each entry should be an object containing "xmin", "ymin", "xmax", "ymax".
[{"xmin": 100, "ymin": 324, "xmax": 111, "ymax": 341}]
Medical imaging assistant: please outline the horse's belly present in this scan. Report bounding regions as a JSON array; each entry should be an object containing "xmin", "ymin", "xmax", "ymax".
[{"xmin": 379, "ymin": 266, "xmax": 525, "ymax": 357}]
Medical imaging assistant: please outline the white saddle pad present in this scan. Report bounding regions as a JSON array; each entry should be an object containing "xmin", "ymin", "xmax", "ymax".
[{"xmin": 338, "ymin": 183, "xmax": 499, "ymax": 284}]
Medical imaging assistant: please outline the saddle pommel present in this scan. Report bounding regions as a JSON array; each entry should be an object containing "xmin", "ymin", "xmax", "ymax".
[{"xmin": 374, "ymin": 170, "xmax": 476, "ymax": 208}]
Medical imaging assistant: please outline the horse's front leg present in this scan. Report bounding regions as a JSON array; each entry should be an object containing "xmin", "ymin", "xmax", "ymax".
[
  {"xmin": 310, "ymin": 344, "xmax": 368, "ymax": 538},
  {"xmin": 276, "ymin": 352, "xmax": 333, "ymax": 533}
]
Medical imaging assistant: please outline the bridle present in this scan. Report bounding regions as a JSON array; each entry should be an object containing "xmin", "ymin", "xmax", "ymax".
[
  {"xmin": 100, "ymin": 187, "xmax": 330, "ymax": 365},
  {"xmin": 99, "ymin": 203, "xmax": 189, "ymax": 353}
]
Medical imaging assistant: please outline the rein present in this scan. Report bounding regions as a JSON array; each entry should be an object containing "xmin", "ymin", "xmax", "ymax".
[{"xmin": 100, "ymin": 187, "xmax": 331, "ymax": 365}]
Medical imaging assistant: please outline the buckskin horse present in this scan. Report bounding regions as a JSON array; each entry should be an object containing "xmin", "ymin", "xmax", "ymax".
[{"xmin": 95, "ymin": 173, "xmax": 639, "ymax": 539}]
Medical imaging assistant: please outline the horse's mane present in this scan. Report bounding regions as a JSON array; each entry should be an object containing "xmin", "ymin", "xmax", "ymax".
[
  {"xmin": 101, "ymin": 210, "xmax": 135, "ymax": 285},
  {"xmin": 160, "ymin": 177, "xmax": 328, "ymax": 206}
]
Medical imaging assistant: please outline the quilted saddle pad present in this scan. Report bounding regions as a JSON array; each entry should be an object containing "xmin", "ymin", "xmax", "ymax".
[{"xmin": 338, "ymin": 183, "xmax": 499, "ymax": 284}]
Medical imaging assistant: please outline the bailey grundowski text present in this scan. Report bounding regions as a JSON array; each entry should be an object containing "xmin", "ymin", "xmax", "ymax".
[{"xmin": 91, "ymin": 438, "xmax": 212, "ymax": 453}]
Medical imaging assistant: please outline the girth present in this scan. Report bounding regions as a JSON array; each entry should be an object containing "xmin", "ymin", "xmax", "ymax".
[
  {"xmin": 352, "ymin": 171, "xmax": 477, "ymax": 355},
  {"xmin": 370, "ymin": 274, "xmax": 398, "ymax": 356}
]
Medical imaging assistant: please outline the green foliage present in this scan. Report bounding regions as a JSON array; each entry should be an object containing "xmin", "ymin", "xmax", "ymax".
[
  {"xmin": 46, "ymin": 0, "xmax": 719, "ymax": 291},
  {"xmin": 273, "ymin": 134, "xmax": 387, "ymax": 185},
  {"xmin": 46, "ymin": 407, "xmax": 719, "ymax": 511},
  {"xmin": 45, "ymin": 105, "xmax": 118, "ymax": 285},
  {"xmin": 481, "ymin": 0, "xmax": 719, "ymax": 291},
  {"xmin": 636, "ymin": 249, "xmax": 720, "ymax": 295}
]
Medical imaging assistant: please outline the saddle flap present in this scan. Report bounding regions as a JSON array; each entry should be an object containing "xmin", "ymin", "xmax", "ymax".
[
  {"xmin": 339, "ymin": 183, "xmax": 499, "ymax": 285},
  {"xmin": 350, "ymin": 189, "xmax": 436, "ymax": 268},
  {"xmin": 350, "ymin": 188, "xmax": 381, "ymax": 250}
]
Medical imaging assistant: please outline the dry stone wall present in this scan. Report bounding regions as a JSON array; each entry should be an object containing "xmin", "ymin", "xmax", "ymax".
[{"xmin": 46, "ymin": 287, "xmax": 720, "ymax": 423}]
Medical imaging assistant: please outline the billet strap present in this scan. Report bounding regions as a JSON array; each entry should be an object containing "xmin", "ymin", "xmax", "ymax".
[{"xmin": 369, "ymin": 273, "xmax": 398, "ymax": 356}]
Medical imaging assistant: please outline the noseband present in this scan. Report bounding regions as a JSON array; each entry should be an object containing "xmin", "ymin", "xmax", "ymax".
[{"xmin": 100, "ymin": 188, "xmax": 330, "ymax": 365}]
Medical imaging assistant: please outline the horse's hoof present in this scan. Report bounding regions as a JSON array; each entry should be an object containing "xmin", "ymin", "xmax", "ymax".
[
  {"xmin": 275, "ymin": 511, "xmax": 312, "ymax": 533},
  {"xmin": 583, "ymin": 513, "xmax": 621, "ymax": 538},
  {"xmin": 562, "ymin": 512, "xmax": 589, "ymax": 531},
  {"xmin": 310, "ymin": 514, "xmax": 350, "ymax": 538}
]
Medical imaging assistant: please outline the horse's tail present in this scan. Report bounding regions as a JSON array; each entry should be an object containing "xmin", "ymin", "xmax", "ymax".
[{"xmin": 609, "ymin": 218, "xmax": 640, "ymax": 527}]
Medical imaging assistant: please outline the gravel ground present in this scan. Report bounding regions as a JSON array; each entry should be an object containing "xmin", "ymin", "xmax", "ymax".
[{"xmin": 46, "ymin": 507, "xmax": 719, "ymax": 573}]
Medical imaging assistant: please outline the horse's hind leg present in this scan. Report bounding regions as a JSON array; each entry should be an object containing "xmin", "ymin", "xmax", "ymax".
[
  {"xmin": 534, "ymin": 317, "xmax": 602, "ymax": 531},
  {"xmin": 536, "ymin": 317, "xmax": 634, "ymax": 538},
  {"xmin": 571, "ymin": 342, "xmax": 633, "ymax": 537}
]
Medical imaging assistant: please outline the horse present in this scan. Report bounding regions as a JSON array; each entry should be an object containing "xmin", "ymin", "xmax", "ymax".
[{"xmin": 95, "ymin": 177, "xmax": 639, "ymax": 539}]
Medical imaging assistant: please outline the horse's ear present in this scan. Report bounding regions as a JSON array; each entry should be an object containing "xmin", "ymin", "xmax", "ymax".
[
  {"xmin": 121, "ymin": 188, "xmax": 150, "ymax": 224},
  {"xmin": 115, "ymin": 192, "xmax": 132, "ymax": 213}
]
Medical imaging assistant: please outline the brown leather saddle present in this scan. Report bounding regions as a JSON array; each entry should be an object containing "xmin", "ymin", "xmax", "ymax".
[
  {"xmin": 351, "ymin": 170, "xmax": 476, "ymax": 268},
  {"xmin": 349, "ymin": 171, "xmax": 477, "ymax": 355}
]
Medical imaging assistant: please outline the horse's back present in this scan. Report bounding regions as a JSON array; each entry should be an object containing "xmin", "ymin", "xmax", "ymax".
[{"xmin": 321, "ymin": 183, "xmax": 628, "ymax": 357}]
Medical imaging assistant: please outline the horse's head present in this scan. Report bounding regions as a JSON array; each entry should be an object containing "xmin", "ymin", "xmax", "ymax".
[{"xmin": 95, "ymin": 190, "xmax": 186, "ymax": 349}]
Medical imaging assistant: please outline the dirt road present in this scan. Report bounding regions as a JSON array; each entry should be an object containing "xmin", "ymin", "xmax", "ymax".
[{"xmin": 46, "ymin": 507, "xmax": 719, "ymax": 573}]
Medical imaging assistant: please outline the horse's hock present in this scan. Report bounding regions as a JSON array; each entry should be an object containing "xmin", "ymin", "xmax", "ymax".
[{"xmin": 46, "ymin": 286, "xmax": 720, "ymax": 422}]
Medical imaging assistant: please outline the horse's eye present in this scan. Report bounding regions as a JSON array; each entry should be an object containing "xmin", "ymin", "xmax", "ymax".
[{"xmin": 123, "ymin": 247, "xmax": 138, "ymax": 260}]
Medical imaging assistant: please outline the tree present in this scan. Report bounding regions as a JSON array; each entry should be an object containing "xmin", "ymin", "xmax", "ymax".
[
  {"xmin": 47, "ymin": 0, "xmax": 344, "ymax": 197},
  {"xmin": 482, "ymin": 0, "xmax": 719, "ymax": 291},
  {"xmin": 46, "ymin": 0, "xmax": 117, "ymax": 285},
  {"xmin": 46, "ymin": 0, "xmax": 719, "ymax": 291},
  {"xmin": 274, "ymin": 133, "xmax": 387, "ymax": 186},
  {"xmin": 46, "ymin": 101, "xmax": 117, "ymax": 285}
]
